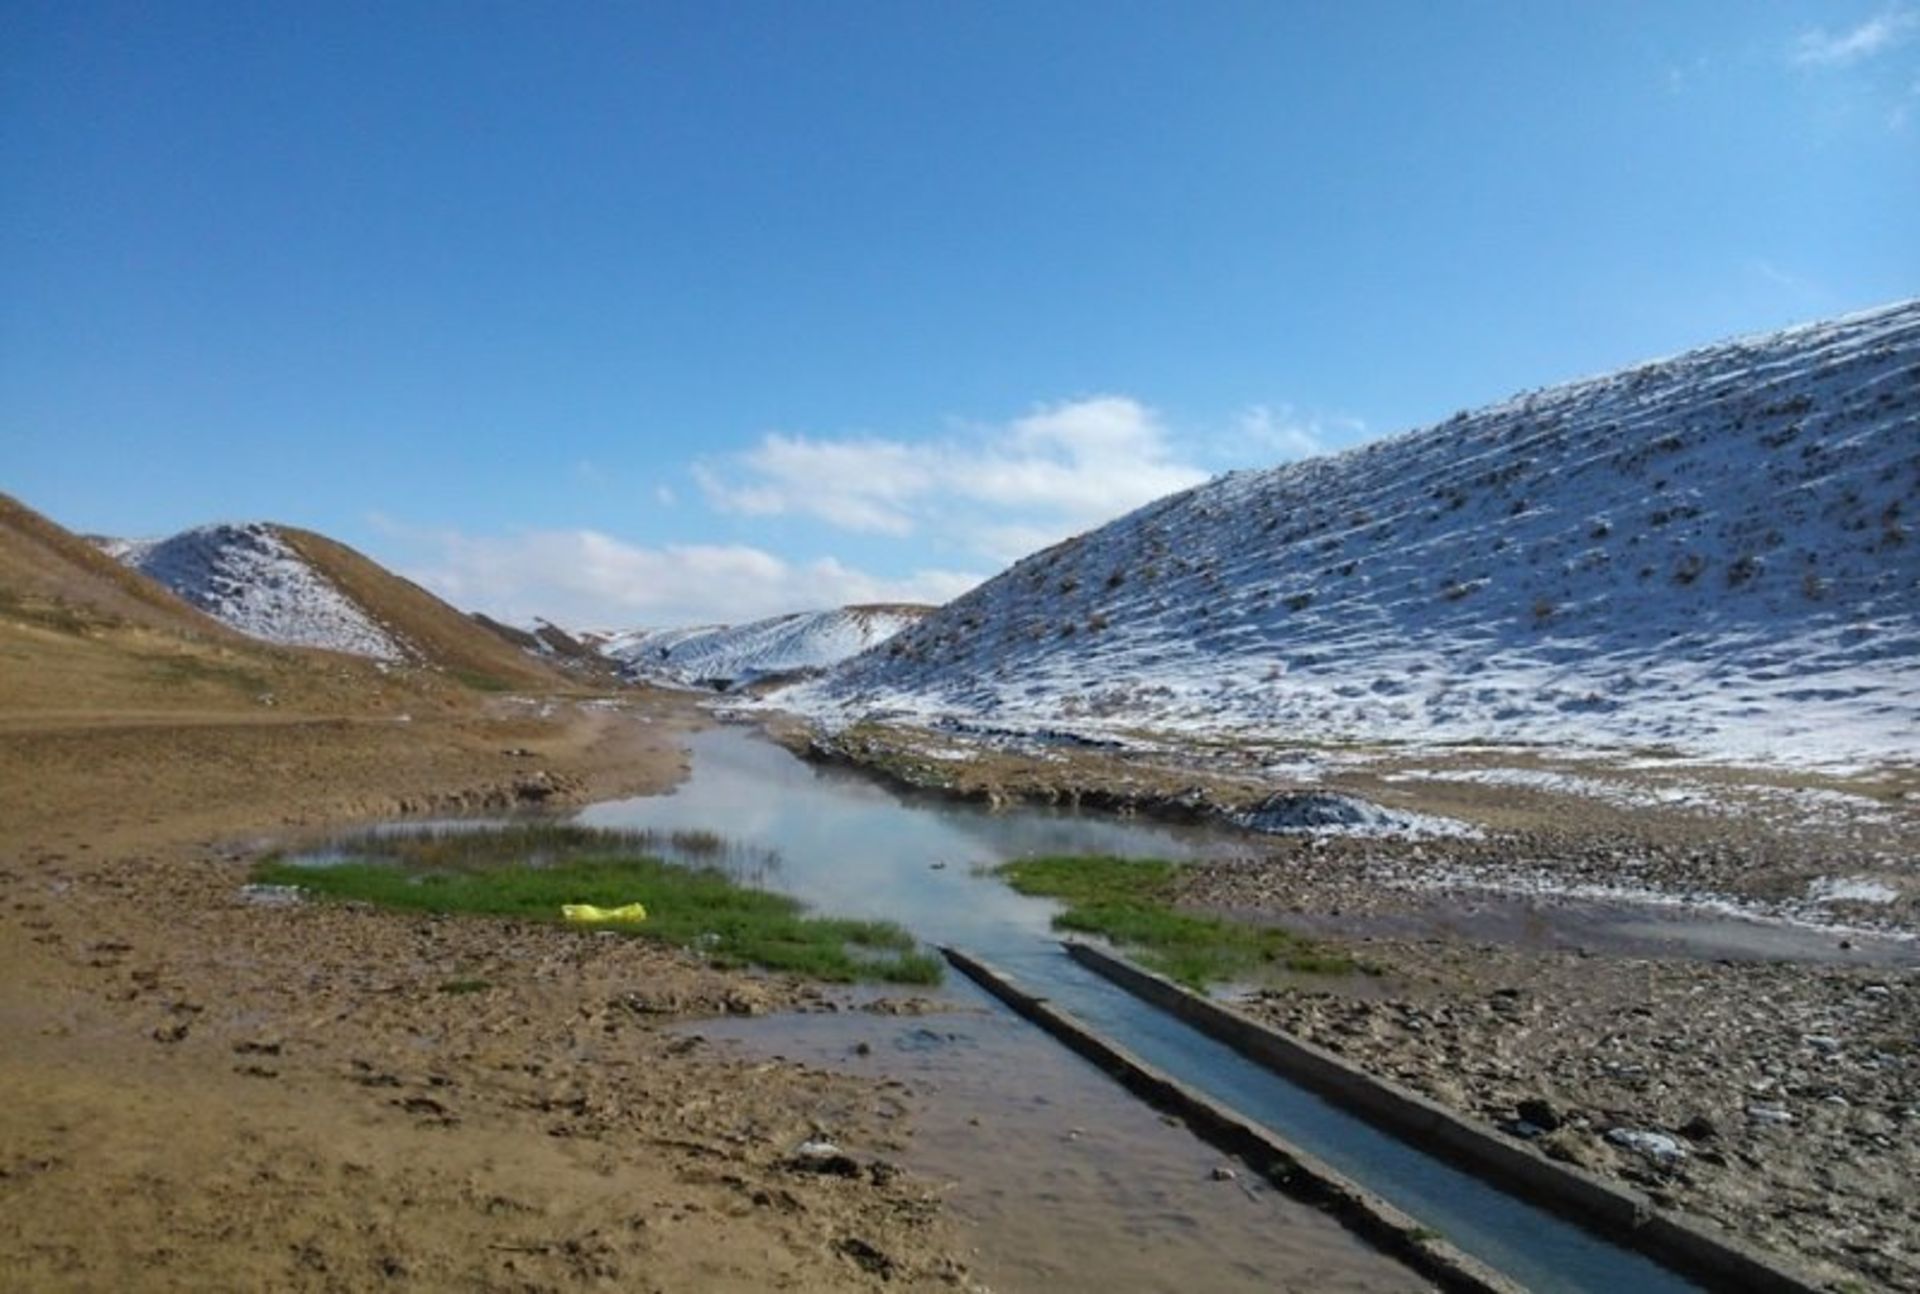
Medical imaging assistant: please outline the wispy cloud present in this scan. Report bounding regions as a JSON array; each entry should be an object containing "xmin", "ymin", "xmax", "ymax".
[
  {"xmin": 1792, "ymin": 8, "xmax": 1918, "ymax": 67},
  {"xmin": 1228, "ymin": 403, "xmax": 1360, "ymax": 461},
  {"xmin": 378, "ymin": 392, "xmax": 1351, "ymax": 626},
  {"xmin": 392, "ymin": 526, "xmax": 980, "ymax": 627},
  {"xmin": 696, "ymin": 396, "xmax": 1212, "ymax": 563}
]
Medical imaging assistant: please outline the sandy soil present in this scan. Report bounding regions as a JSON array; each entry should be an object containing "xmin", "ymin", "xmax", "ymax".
[{"xmin": 0, "ymin": 695, "xmax": 975, "ymax": 1292}]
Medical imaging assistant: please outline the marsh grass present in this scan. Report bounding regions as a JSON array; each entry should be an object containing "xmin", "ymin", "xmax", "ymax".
[
  {"xmin": 995, "ymin": 855, "xmax": 1359, "ymax": 989},
  {"xmin": 306, "ymin": 823, "xmax": 780, "ymax": 885},
  {"xmin": 257, "ymin": 824, "xmax": 937, "ymax": 985}
]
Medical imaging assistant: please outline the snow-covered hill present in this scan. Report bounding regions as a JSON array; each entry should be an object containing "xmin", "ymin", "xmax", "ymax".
[
  {"xmin": 785, "ymin": 301, "xmax": 1920, "ymax": 767},
  {"xmin": 101, "ymin": 522, "xmax": 570, "ymax": 687},
  {"xmin": 607, "ymin": 604, "xmax": 932, "ymax": 687},
  {"xmin": 106, "ymin": 523, "xmax": 410, "ymax": 659}
]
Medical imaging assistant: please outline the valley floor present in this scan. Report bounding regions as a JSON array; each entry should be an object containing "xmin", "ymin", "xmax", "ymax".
[
  {"xmin": 790, "ymin": 716, "xmax": 1920, "ymax": 1292},
  {"xmin": 0, "ymin": 696, "xmax": 974, "ymax": 1292}
]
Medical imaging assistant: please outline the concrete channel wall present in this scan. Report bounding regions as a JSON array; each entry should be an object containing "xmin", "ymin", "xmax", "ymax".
[
  {"xmin": 940, "ymin": 946, "xmax": 1527, "ymax": 1294},
  {"xmin": 1064, "ymin": 941, "xmax": 1827, "ymax": 1294}
]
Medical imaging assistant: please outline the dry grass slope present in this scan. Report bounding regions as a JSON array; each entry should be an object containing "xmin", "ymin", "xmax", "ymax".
[
  {"xmin": 0, "ymin": 497, "xmax": 454, "ymax": 718},
  {"xmin": 0, "ymin": 493, "xmax": 238, "ymax": 641},
  {"xmin": 270, "ymin": 527, "xmax": 571, "ymax": 690}
]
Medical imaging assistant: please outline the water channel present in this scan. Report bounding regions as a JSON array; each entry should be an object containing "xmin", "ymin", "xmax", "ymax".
[{"xmin": 577, "ymin": 724, "xmax": 1707, "ymax": 1292}]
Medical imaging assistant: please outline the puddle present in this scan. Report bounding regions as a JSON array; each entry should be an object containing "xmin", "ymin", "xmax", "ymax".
[
  {"xmin": 683, "ymin": 983, "xmax": 1429, "ymax": 1293},
  {"xmin": 575, "ymin": 725, "xmax": 1240, "ymax": 961}
]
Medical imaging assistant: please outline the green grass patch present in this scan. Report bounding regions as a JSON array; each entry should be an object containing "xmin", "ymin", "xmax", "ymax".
[
  {"xmin": 255, "ymin": 826, "xmax": 938, "ymax": 985},
  {"xmin": 994, "ymin": 855, "xmax": 1360, "ymax": 989}
]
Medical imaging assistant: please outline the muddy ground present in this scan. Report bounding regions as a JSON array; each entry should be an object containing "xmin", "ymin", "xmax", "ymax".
[
  {"xmin": 0, "ymin": 696, "xmax": 977, "ymax": 1292},
  {"xmin": 7, "ymin": 680, "xmax": 1913, "ymax": 1292}
]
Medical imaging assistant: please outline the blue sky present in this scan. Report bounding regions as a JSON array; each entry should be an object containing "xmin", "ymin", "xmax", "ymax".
[{"xmin": 4, "ymin": 2, "xmax": 1915, "ymax": 625}]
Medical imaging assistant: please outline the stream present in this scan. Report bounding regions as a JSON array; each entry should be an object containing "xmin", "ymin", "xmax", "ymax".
[{"xmin": 577, "ymin": 724, "xmax": 1708, "ymax": 1292}]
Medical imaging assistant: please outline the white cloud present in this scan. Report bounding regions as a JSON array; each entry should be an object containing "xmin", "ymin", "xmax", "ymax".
[
  {"xmin": 696, "ymin": 396, "xmax": 1211, "ymax": 562},
  {"xmin": 1233, "ymin": 404, "xmax": 1332, "ymax": 460},
  {"xmin": 394, "ymin": 526, "xmax": 981, "ymax": 627},
  {"xmin": 694, "ymin": 433, "xmax": 932, "ymax": 534},
  {"xmin": 1792, "ymin": 9, "xmax": 1917, "ymax": 66}
]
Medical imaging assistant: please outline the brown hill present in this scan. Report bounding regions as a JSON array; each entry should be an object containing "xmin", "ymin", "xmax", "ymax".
[
  {"xmin": 270, "ymin": 527, "xmax": 570, "ymax": 691},
  {"xmin": 0, "ymin": 496, "xmax": 523, "ymax": 718},
  {"xmin": 0, "ymin": 493, "xmax": 239, "ymax": 642},
  {"xmin": 471, "ymin": 613, "xmax": 624, "ymax": 683}
]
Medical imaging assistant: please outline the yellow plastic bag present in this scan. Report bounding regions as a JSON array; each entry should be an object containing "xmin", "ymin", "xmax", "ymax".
[{"xmin": 562, "ymin": 902, "xmax": 648, "ymax": 923}]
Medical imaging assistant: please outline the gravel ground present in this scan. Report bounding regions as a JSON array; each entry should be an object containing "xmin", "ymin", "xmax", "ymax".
[
  {"xmin": 1229, "ymin": 943, "xmax": 1917, "ymax": 1291},
  {"xmin": 801, "ymin": 717, "xmax": 1920, "ymax": 1291}
]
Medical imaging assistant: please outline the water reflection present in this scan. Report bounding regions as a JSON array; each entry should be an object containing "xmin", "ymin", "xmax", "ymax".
[{"xmin": 575, "ymin": 725, "xmax": 1236, "ymax": 956}]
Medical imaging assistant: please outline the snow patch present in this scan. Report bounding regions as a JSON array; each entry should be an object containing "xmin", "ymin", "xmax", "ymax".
[
  {"xmin": 111, "ymin": 523, "xmax": 409, "ymax": 660},
  {"xmin": 786, "ymin": 300, "xmax": 1920, "ymax": 770},
  {"xmin": 1234, "ymin": 791, "xmax": 1479, "ymax": 839},
  {"xmin": 607, "ymin": 605, "xmax": 930, "ymax": 687},
  {"xmin": 1807, "ymin": 876, "xmax": 1900, "ymax": 905}
]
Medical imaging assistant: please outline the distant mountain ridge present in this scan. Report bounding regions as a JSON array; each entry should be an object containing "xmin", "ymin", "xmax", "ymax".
[
  {"xmin": 786, "ymin": 300, "xmax": 1920, "ymax": 766},
  {"xmin": 606, "ymin": 604, "xmax": 933, "ymax": 688}
]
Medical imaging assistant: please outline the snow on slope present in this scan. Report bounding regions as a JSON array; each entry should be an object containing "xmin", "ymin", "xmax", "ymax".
[
  {"xmin": 107, "ymin": 523, "xmax": 410, "ymax": 660},
  {"xmin": 784, "ymin": 301, "xmax": 1920, "ymax": 767},
  {"xmin": 606, "ymin": 605, "xmax": 932, "ymax": 687}
]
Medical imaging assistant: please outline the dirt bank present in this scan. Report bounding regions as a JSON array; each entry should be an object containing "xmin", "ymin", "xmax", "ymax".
[{"xmin": 0, "ymin": 695, "xmax": 974, "ymax": 1291}]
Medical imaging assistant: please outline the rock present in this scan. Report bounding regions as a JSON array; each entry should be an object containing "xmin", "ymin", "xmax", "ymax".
[
  {"xmin": 1210, "ymin": 1164, "xmax": 1238, "ymax": 1181},
  {"xmin": 1605, "ymin": 1127, "xmax": 1687, "ymax": 1163},
  {"xmin": 1747, "ymin": 1104, "xmax": 1795, "ymax": 1126},
  {"xmin": 722, "ymin": 987, "xmax": 769, "ymax": 1016},
  {"xmin": 1536, "ymin": 1130, "xmax": 1597, "ymax": 1169},
  {"xmin": 833, "ymin": 1237, "xmax": 895, "ymax": 1279},
  {"xmin": 1516, "ymin": 1097, "xmax": 1563, "ymax": 1131},
  {"xmin": 787, "ymin": 1139, "xmax": 862, "ymax": 1178},
  {"xmin": 1678, "ymin": 1113, "xmax": 1719, "ymax": 1142}
]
